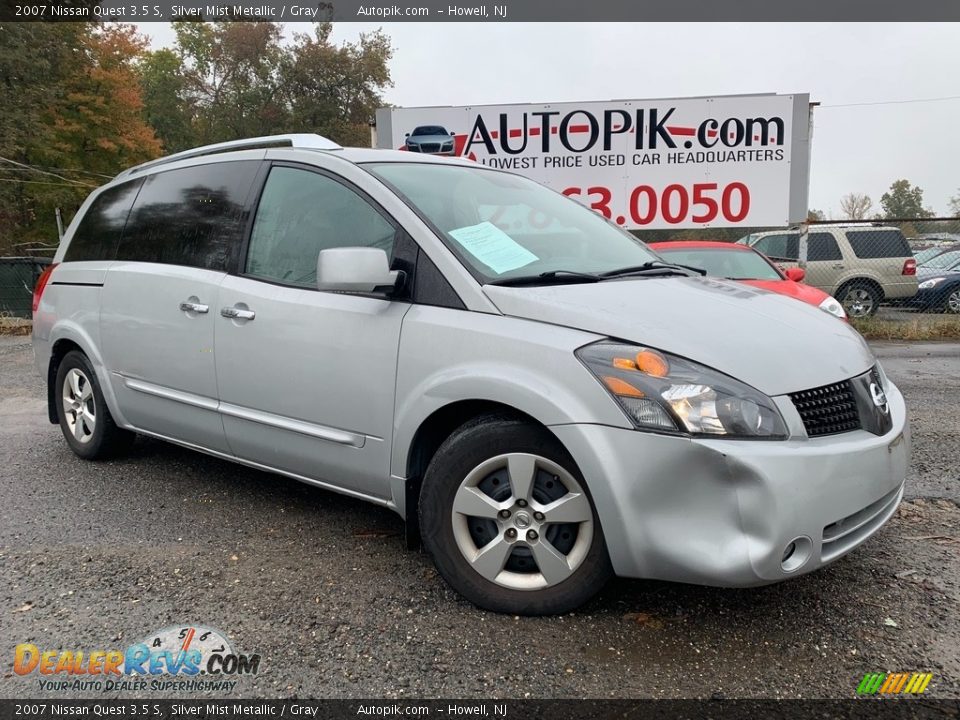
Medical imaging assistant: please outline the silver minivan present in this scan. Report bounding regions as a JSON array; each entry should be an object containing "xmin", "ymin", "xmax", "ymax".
[{"xmin": 33, "ymin": 134, "xmax": 909, "ymax": 615}]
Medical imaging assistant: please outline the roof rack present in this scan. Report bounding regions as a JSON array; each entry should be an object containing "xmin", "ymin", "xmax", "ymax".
[{"xmin": 114, "ymin": 133, "xmax": 342, "ymax": 181}]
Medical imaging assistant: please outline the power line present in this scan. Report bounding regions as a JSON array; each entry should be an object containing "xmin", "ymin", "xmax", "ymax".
[
  {"xmin": 0, "ymin": 156, "xmax": 96, "ymax": 187},
  {"xmin": 819, "ymin": 94, "xmax": 960, "ymax": 109},
  {"xmin": 1, "ymin": 165, "xmax": 113, "ymax": 180},
  {"xmin": 0, "ymin": 178, "xmax": 89, "ymax": 187}
]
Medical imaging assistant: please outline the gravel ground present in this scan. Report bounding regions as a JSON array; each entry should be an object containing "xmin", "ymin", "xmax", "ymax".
[{"xmin": 0, "ymin": 337, "xmax": 957, "ymax": 699}]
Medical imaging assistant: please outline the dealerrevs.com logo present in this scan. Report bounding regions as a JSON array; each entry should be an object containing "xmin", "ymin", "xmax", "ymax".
[{"xmin": 13, "ymin": 625, "xmax": 260, "ymax": 693}]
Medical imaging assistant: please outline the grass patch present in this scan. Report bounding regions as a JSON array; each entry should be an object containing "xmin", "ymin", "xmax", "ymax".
[
  {"xmin": 0, "ymin": 313, "xmax": 31, "ymax": 336},
  {"xmin": 852, "ymin": 314, "xmax": 960, "ymax": 341}
]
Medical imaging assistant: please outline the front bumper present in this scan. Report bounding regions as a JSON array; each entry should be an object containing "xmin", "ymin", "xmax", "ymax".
[{"xmin": 550, "ymin": 381, "xmax": 909, "ymax": 586}]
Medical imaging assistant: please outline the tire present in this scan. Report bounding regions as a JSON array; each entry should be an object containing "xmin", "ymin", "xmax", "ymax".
[
  {"xmin": 55, "ymin": 350, "xmax": 135, "ymax": 460},
  {"xmin": 419, "ymin": 414, "xmax": 612, "ymax": 615},
  {"xmin": 943, "ymin": 287, "xmax": 960, "ymax": 315},
  {"xmin": 836, "ymin": 281, "xmax": 881, "ymax": 318}
]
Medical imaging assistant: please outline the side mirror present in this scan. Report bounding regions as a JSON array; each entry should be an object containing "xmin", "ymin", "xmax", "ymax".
[
  {"xmin": 405, "ymin": 133, "xmax": 410, "ymax": 138},
  {"xmin": 784, "ymin": 267, "xmax": 805, "ymax": 282},
  {"xmin": 317, "ymin": 247, "xmax": 402, "ymax": 295}
]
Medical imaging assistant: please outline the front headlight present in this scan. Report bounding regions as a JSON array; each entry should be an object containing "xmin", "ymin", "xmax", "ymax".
[
  {"xmin": 576, "ymin": 341, "xmax": 788, "ymax": 439},
  {"xmin": 818, "ymin": 296, "xmax": 847, "ymax": 318},
  {"xmin": 919, "ymin": 277, "xmax": 946, "ymax": 290}
]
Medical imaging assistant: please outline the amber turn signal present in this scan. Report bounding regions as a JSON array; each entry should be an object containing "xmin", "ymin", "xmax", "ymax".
[
  {"xmin": 602, "ymin": 376, "xmax": 645, "ymax": 398},
  {"xmin": 635, "ymin": 349, "xmax": 669, "ymax": 377}
]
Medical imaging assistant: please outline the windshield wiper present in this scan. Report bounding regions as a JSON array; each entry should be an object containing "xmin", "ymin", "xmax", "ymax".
[
  {"xmin": 599, "ymin": 261, "xmax": 706, "ymax": 278},
  {"xmin": 487, "ymin": 270, "xmax": 603, "ymax": 286}
]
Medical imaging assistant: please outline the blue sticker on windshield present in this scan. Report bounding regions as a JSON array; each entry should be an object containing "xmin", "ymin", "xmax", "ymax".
[{"xmin": 448, "ymin": 222, "xmax": 539, "ymax": 275}]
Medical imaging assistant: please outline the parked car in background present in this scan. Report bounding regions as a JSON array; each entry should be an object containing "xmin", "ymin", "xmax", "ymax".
[
  {"xmin": 895, "ymin": 251, "xmax": 960, "ymax": 314},
  {"xmin": 913, "ymin": 243, "xmax": 960, "ymax": 267},
  {"xmin": 649, "ymin": 241, "xmax": 846, "ymax": 319},
  {"xmin": 918, "ymin": 248, "xmax": 960, "ymax": 272},
  {"xmin": 738, "ymin": 225, "xmax": 917, "ymax": 318},
  {"xmin": 404, "ymin": 126, "xmax": 456, "ymax": 155}
]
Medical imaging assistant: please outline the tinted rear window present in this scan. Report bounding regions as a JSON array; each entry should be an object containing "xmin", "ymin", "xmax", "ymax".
[
  {"xmin": 64, "ymin": 180, "xmax": 142, "ymax": 262},
  {"xmin": 846, "ymin": 229, "xmax": 911, "ymax": 259},
  {"xmin": 808, "ymin": 233, "xmax": 842, "ymax": 261},
  {"xmin": 117, "ymin": 161, "xmax": 259, "ymax": 272}
]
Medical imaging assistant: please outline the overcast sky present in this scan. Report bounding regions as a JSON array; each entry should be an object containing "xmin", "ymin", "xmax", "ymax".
[{"xmin": 141, "ymin": 22, "xmax": 960, "ymax": 217}]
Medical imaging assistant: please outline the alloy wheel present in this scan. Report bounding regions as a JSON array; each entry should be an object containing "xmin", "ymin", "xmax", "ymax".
[
  {"xmin": 62, "ymin": 368, "xmax": 96, "ymax": 444},
  {"xmin": 451, "ymin": 453, "xmax": 594, "ymax": 590},
  {"xmin": 841, "ymin": 287, "xmax": 875, "ymax": 317},
  {"xmin": 947, "ymin": 289, "xmax": 960, "ymax": 314}
]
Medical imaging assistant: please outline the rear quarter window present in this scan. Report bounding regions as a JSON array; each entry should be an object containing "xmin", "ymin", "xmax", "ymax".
[
  {"xmin": 846, "ymin": 229, "xmax": 911, "ymax": 259},
  {"xmin": 807, "ymin": 232, "xmax": 842, "ymax": 261},
  {"xmin": 63, "ymin": 179, "xmax": 143, "ymax": 262},
  {"xmin": 117, "ymin": 161, "xmax": 259, "ymax": 272}
]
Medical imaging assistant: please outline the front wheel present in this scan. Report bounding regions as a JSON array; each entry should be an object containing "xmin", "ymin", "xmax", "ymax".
[
  {"xmin": 943, "ymin": 287, "xmax": 960, "ymax": 314},
  {"xmin": 419, "ymin": 415, "xmax": 612, "ymax": 615}
]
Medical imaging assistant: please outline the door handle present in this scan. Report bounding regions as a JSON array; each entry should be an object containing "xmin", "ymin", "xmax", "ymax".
[
  {"xmin": 221, "ymin": 306, "xmax": 256, "ymax": 321},
  {"xmin": 179, "ymin": 301, "xmax": 209, "ymax": 314},
  {"xmin": 832, "ymin": 263, "xmax": 845, "ymax": 270}
]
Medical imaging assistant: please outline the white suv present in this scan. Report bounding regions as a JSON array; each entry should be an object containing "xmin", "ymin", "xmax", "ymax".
[{"xmin": 739, "ymin": 225, "xmax": 918, "ymax": 317}]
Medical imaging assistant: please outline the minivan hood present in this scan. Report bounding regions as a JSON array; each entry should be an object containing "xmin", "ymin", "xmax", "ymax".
[{"xmin": 483, "ymin": 276, "xmax": 874, "ymax": 397}]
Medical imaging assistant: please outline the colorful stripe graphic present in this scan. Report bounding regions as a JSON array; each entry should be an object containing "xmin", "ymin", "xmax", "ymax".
[{"xmin": 857, "ymin": 672, "xmax": 933, "ymax": 695}]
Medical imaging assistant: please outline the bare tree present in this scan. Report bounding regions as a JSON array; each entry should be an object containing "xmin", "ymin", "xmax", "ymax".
[
  {"xmin": 840, "ymin": 193, "xmax": 873, "ymax": 220},
  {"xmin": 949, "ymin": 190, "xmax": 960, "ymax": 217}
]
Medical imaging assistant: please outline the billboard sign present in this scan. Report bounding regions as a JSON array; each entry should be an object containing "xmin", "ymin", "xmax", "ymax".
[{"xmin": 375, "ymin": 93, "xmax": 811, "ymax": 230}]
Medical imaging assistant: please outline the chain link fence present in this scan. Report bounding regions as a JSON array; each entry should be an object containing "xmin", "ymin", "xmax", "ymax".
[{"xmin": 635, "ymin": 217, "xmax": 960, "ymax": 321}]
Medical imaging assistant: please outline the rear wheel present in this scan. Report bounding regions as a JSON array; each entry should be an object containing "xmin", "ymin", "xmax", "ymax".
[
  {"xmin": 55, "ymin": 351, "xmax": 134, "ymax": 460},
  {"xmin": 419, "ymin": 415, "xmax": 612, "ymax": 615},
  {"xmin": 837, "ymin": 281, "xmax": 881, "ymax": 318}
]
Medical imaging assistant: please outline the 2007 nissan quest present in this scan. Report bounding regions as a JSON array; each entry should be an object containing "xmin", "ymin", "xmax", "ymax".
[{"xmin": 33, "ymin": 134, "xmax": 908, "ymax": 615}]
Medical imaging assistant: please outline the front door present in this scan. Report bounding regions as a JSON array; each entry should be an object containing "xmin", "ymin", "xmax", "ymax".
[{"xmin": 214, "ymin": 164, "xmax": 409, "ymax": 499}]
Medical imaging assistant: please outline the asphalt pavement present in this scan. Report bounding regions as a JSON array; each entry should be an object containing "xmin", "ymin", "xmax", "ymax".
[{"xmin": 1, "ymin": 337, "xmax": 957, "ymax": 699}]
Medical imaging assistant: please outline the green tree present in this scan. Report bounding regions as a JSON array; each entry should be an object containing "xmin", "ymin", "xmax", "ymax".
[
  {"xmin": 879, "ymin": 179, "xmax": 934, "ymax": 219},
  {"xmin": 0, "ymin": 23, "xmax": 90, "ymax": 251},
  {"xmin": 280, "ymin": 24, "xmax": 393, "ymax": 146},
  {"xmin": 139, "ymin": 48, "xmax": 195, "ymax": 153},
  {"xmin": 175, "ymin": 21, "xmax": 287, "ymax": 144}
]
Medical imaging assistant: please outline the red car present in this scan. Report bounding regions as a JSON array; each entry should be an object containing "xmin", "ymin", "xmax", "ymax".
[{"xmin": 648, "ymin": 240, "xmax": 847, "ymax": 320}]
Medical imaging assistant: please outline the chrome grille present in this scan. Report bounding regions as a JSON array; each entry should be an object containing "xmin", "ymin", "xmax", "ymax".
[{"xmin": 789, "ymin": 380, "xmax": 861, "ymax": 437}]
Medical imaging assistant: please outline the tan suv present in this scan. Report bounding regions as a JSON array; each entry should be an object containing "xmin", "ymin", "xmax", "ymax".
[{"xmin": 738, "ymin": 225, "xmax": 918, "ymax": 317}]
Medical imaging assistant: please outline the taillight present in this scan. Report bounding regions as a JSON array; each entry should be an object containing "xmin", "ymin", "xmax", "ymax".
[
  {"xmin": 902, "ymin": 258, "xmax": 917, "ymax": 276},
  {"xmin": 32, "ymin": 263, "xmax": 58, "ymax": 315}
]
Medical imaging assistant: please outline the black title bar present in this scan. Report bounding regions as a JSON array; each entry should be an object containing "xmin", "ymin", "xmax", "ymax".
[{"xmin": 3, "ymin": 0, "xmax": 960, "ymax": 21}]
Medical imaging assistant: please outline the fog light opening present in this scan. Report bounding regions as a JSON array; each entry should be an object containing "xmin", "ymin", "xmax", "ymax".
[{"xmin": 780, "ymin": 536, "xmax": 812, "ymax": 573}]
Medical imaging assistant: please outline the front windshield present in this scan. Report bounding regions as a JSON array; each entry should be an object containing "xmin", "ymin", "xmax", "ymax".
[
  {"xmin": 657, "ymin": 247, "xmax": 782, "ymax": 280},
  {"xmin": 412, "ymin": 126, "xmax": 448, "ymax": 136},
  {"xmin": 913, "ymin": 247, "xmax": 945, "ymax": 265},
  {"xmin": 922, "ymin": 249, "xmax": 960, "ymax": 269},
  {"xmin": 365, "ymin": 162, "xmax": 658, "ymax": 281}
]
